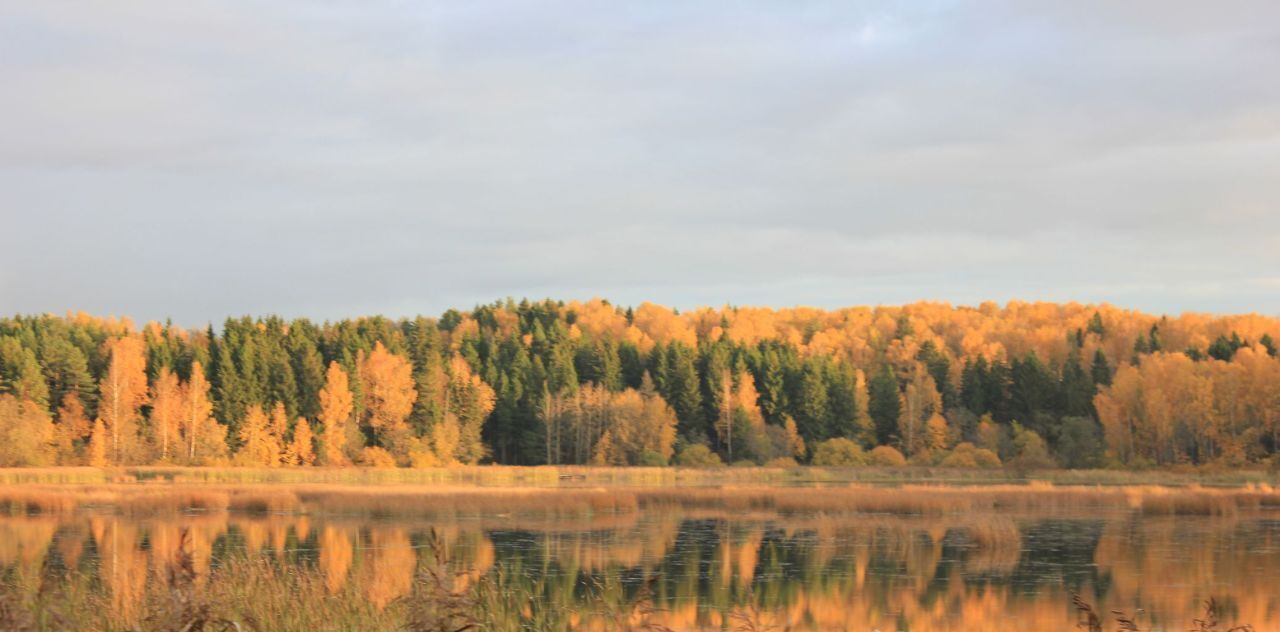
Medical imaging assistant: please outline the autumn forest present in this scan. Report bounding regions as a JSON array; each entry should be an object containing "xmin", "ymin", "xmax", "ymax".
[{"xmin": 2, "ymin": 299, "xmax": 1279, "ymax": 471}]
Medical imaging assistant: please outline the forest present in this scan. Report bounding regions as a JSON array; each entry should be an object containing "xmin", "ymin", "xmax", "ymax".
[{"xmin": 1, "ymin": 299, "xmax": 1278, "ymax": 470}]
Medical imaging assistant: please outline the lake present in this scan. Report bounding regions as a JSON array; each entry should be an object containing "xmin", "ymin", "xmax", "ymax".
[{"xmin": 0, "ymin": 483, "xmax": 1276, "ymax": 630}]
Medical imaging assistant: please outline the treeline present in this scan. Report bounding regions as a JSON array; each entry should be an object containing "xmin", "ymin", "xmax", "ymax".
[{"xmin": 1, "ymin": 299, "xmax": 1278, "ymax": 469}]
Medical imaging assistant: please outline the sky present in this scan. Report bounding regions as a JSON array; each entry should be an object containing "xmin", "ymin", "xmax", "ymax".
[{"xmin": 2, "ymin": 1, "xmax": 1278, "ymax": 326}]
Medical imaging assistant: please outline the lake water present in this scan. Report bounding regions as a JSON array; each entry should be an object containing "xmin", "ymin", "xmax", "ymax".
[{"xmin": 1, "ymin": 496, "xmax": 1277, "ymax": 630}]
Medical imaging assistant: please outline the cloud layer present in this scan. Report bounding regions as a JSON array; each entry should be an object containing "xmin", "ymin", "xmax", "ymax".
[{"xmin": 3, "ymin": 1, "xmax": 1278, "ymax": 324}]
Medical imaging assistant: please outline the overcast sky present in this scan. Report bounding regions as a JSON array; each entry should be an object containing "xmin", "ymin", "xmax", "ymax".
[{"xmin": 2, "ymin": 1, "xmax": 1278, "ymax": 326}]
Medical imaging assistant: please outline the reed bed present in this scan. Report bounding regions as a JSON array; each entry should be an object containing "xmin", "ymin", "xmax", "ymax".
[
  {"xmin": 2, "ymin": 479, "xmax": 1278, "ymax": 520},
  {"xmin": 3, "ymin": 464, "xmax": 1280, "ymax": 489}
]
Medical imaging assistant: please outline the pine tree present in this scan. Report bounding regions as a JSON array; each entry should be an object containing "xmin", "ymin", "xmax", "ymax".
[
  {"xmin": 39, "ymin": 338, "xmax": 94, "ymax": 418},
  {"xmin": 0, "ymin": 336, "xmax": 50, "ymax": 409}
]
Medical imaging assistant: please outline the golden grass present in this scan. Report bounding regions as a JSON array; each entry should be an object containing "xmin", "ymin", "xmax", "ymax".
[
  {"xmin": 2, "ymin": 473, "xmax": 1279, "ymax": 520},
  {"xmin": 3, "ymin": 464, "xmax": 1279, "ymax": 489}
]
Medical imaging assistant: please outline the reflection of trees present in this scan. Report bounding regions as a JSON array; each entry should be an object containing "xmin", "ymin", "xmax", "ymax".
[
  {"xmin": 364, "ymin": 528, "xmax": 415, "ymax": 609},
  {"xmin": 147, "ymin": 515, "xmax": 228, "ymax": 587},
  {"xmin": 90, "ymin": 517, "xmax": 148, "ymax": 624},
  {"xmin": 2, "ymin": 510, "xmax": 1278, "ymax": 630},
  {"xmin": 0, "ymin": 516, "xmax": 56, "ymax": 593},
  {"xmin": 54, "ymin": 523, "xmax": 86, "ymax": 571},
  {"xmin": 1094, "ymin": 516, "xmax": 1280, "ymax": 627},
  {"xmin": 319, "ymin": 525, "xmax": 354, "ymax": 594}
]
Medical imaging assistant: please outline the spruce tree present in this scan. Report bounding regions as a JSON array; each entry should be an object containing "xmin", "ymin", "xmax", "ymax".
[
  {"xmin": 792, "ymin": 358, "xmax": 831, "ymax": 444},
  {"xmin": 1060, "ymin": 351, "xmax": 1095, "ymax": 418},
  {"xmin": 663, "ymin": 343, "xmax": 704, "ymax": 441},
  {"xmin": 1087, "ymin": 311, "xmax": 1105, "ymax": 337},
  {"xmin": 1090, "ymin": 349, "xmax": 1112, "ymax": 387},
  {"xmin": 960, "ymin": 357, "xmax": 988, "ymax": 414},
  {"xmin": 868, "ymin": 366, "xmax": 901, "ymax": 445}
]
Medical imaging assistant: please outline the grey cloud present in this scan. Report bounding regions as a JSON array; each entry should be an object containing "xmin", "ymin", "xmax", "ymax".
[{"xmin": 1, "ymin": 0, "xmax": 1278, "ymax": 325}]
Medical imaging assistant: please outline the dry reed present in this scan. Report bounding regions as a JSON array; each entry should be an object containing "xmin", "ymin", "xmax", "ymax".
[{"xmin": 3, "ymin": 479, "xmax": 1279, "ymax": 520}]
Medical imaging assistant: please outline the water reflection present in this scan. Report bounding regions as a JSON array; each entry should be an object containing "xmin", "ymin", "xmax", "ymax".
[{"xmin": 2, "ymin": 509, "xmax": 1276, "ymax": 630}]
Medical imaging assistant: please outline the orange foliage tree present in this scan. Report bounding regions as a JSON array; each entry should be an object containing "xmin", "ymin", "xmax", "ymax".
[
  {"xmin": 359, "ymin": 342, "xmax": 417, "ymax": 461},
  {"xmin": 318, "ymin": 362, "xmax": 354, "ymax": 465},
  {"xmin": 287, "ymin": 417, "xmax": 316, "ymax": 466},
  {"xmin": 181, "ymin": 361, "xmax": 226, "ymax": 463},
  {"xmin": 149, "ymin": 368, "xmax": 182, "ymax": 462},
  {"xmin": 98, "ymin": 336, "xmax": 149, "ymax": 464},
  {"xmin": 235, "ymin": 404, "xmax": 281, "ymax": 467}
]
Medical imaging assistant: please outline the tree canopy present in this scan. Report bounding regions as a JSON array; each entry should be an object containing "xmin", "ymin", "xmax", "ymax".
[{"xmin": 1, "ymin": 300, "xmax": 1278, "ymax": 468}]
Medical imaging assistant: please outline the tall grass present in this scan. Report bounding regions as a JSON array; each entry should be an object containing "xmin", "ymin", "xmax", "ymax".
[
  {"xmin": 3, "ymin": 465, "xmax": 1280, "ymax": 492},
  {"xmin": 3, "ymin": 480, "xmax": 1278, "ymax": 519}
]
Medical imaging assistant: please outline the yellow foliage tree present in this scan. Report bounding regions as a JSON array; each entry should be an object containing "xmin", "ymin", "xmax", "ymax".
[
  {"xmin": 235, "ymin": 405, "xmax": 281, "ymax": 467},
  {"xmin": 149, "ymin": 367, "xmax": 182, "ymax": 462},
  {"xmin": 592, "ymin": 429, "xmax": 626, "ymax": 465},
  {"xmin": 98, "ymin": 336, "xmax": 149, "ymax": 464},
  {"xmin": 899, "ymin": 364, "xmax": 942, "ymax": 456},
  {"xmin": 87, "ymin": 417, "xmax": 108, "ymax": 467},
  {"xmin": 926, "ymin": 413, "xmax": 950, "ymax": 452},
  {"xmin": 269, "ymin": 401, "xmax": 290, "ymax": 453},
  {"xmin": 0, "ymin": 395, "xmax": 57, "ymax": 466},
  {"xmin": 288, "ymin": 417, "xmax": 316, "ymax": 466},
  {"xmin": 56, "ymin": 393, "xmax": 91, "ymax": 463},
  {"xmin": 318, "ymin": 362, "xmax": 354, "ymax": 466},
  {"xmin": 181, "ymin": 362, "xmax": 224, "ymax": 463},
  {"xmin": 359, "ymin": 343, "xmax": 417, "ymax": 461},
  {"xmin": 431, "ymin": 413, "xmax": 462, "ymax": 466}
]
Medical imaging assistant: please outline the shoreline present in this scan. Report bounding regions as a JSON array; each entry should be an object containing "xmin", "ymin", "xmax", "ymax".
[{"xmin": 2, "ymin": 464, "xmax": 1279, "ymax": 488}]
